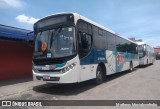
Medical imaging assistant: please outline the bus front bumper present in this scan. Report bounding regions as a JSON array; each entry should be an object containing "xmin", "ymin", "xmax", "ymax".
[{"xmin": 32, "ymin": 68, "xmax": 79, "ymax": 84}]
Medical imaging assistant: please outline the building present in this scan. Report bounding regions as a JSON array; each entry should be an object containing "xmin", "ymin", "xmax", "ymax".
[
  {"xmin": 154, "ymin": 47, "xmax": 160, "ymax": 54},
  {"xmin": 0, "ymin": 24, "xmax": 34, "ymax": 80},
  {"xmin": 154, "ymin": 47, "xmax": 160, "ymax": 60}
]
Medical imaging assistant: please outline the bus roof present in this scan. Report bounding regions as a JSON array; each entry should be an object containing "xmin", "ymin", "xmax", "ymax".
[
  {"xmin": 35, "ymin": 12, "xmax": 137, "ymax": 44},
  {"xmin": 136, "ymin": 41, "xmax": 154, "ymax": 48},
  {"xmin": 136, "ymin": 41, "xmax": 146, "ymax": 45},
  {"xmin": 77, "ymin": 13, "xmax": 137, "ymax": 44}
]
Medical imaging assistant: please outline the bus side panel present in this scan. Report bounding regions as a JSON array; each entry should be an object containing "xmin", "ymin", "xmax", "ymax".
[
  {"xmin": 80, "ymin": 48, "xmax": 107, "ymax": 82},
  {"xmin": 128, "ymin": 53, "xmax": 139, "ymax": 68},
  {"xmin": 116, "ymin": 52, "xmax": 127, "ymax": 72},
  {"xmin": 132, "ymin": 55, "xmax": 139, "ymax": 68},
  {"xmin": 139, "ymin": 56, "xmax": 148, "ymax": 65},
  {"xmin": 106, "ymin": 50, "xmax": 116, "ymax": 75},
  {"xmin": 116, "ymin": 52, "xmax": 139, "ymax": 73}
]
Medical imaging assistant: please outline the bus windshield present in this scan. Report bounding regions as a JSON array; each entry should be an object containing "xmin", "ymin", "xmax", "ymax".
[
  {"xmin": 34, "ymin": 26, "xmax": 76, "ymax": 59},
  {"xmin": 138, "ymin": 45, "xmax": 146, "ymax": 58}
]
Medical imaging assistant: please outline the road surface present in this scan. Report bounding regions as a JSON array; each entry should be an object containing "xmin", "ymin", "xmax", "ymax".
[{"xmin": 0, "ymin": 60, "xmax": 160, "ymax": 109}]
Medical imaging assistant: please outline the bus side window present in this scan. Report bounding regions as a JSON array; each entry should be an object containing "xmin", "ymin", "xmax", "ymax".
[
  {"xmin": 77, "ymin": 20, "xmax": 93, "ymax": 58},
  {"xmin": 78, "ymin": 32, "xmax": 92, "ymax": 58},
  {"xmin": 78, "ymin": 33, "xmax": 82, "ymax": 50}
]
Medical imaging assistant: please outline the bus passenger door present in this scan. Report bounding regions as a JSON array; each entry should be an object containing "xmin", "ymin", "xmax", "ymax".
[{"xmin": 78, "ymin": 32, "xmax": 94, "ymax": 81}]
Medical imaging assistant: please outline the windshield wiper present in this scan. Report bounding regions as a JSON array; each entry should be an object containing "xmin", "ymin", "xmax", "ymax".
[{"xmin": 50, "ymin": 26, "xmax": 62, "ymax": 49}]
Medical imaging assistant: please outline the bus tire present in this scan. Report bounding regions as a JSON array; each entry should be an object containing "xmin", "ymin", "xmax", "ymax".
[
  {"xmin": 95, "ymin": 65, "xmax": 105, "ymax": 85},
  {"xmin": 129, "ymin": 62, "xmax": 133, "ymax": 72}
]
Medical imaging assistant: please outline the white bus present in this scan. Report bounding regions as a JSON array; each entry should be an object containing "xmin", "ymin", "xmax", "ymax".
[
  {"xmin": 137, "ymin": 41, "xmax": 155, "ymax": 65},
  {"xmin": 32, "ymin": 13, "xmax": 139, "ymax": 84}
]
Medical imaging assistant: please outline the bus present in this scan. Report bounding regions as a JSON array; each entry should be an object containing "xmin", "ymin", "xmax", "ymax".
[
  {"xmin": 137, "ymin": 41, "xmax": 155, "ymax": 65},
  {"xmin": 32, "ymin": 13, "xmax": 139, "ymax": 84}
]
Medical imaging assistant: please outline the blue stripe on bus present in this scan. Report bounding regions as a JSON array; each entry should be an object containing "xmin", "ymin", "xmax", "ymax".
[
  {"xmin": 80, "ymin": 48, "xmax": 137, "ymax": 72},
  {"xmin": 80, "ymin": 48, "xmax": 107, "ymax": 65},
  {"xmin": 34, "ymin": 62, "xmax": 67, "ymax": 69}
]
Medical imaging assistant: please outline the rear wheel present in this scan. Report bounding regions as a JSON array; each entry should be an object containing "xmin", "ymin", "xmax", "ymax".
[
  {"xmin": 95, "ymin": 66, "xmax": 105, "ymax": 85},
  {"xmin": 129, "ymin": 62, "xmax": 133, "ymax": 72}
]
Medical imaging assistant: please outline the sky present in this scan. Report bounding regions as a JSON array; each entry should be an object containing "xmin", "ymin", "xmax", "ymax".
[{"xmin": 0, "ymin": 0, "xmax": 160, "ymax": 47}]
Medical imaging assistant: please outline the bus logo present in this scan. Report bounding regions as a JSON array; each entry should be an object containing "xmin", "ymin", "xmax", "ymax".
[
  {"xmin": 50, "ymin": 65, "xmax": 56, "ymax": 69},
  {"xmin": 117, "ymin": 55, "xmax": 125, "ymax": 64}
]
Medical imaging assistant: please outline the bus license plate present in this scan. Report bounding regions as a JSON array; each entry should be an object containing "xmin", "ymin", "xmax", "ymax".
[{"xmin": 43, "ymin": 75, "xmax": 50, "ymax": 80}]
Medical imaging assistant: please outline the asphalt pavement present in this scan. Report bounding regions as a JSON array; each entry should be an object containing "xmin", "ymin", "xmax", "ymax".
[{"xmin": 0, "ymin": 60, "xmax": 160, "ymax": 109}]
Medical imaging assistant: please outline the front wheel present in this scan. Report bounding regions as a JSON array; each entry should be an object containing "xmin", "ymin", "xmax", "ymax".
[
  {"xmin": 129, "ymin": 62, "xmax": 133, "ymax": 72},
  {"xmin": 95, "ymin": 66, "xmax": 105, "ymax": 85}
]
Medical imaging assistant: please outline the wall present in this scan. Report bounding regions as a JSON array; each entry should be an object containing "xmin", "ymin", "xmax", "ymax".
[
  {"xmin": 154, "ymin": 48, "xmax": 160, "ymax": 54},
  {"xmin": 0, "ymin": 39, "xmax": 33, "ymax": 80},
  {"xmin": 155, "ymin": 48, "xmax": 160, "ymax": 60}
]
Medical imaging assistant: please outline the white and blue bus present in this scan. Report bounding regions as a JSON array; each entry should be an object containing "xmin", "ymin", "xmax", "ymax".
[
  {"xmin": 32, "ymin": 13, "xmax": 139, "ymax": 84},
  {"xmin": 137, "ymin": 41, "xmax": 155, "ymax": 65}
]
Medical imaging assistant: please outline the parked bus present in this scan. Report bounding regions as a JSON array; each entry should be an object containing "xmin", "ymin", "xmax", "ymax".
[
  {"xmin": 137, "ymin": 41, "xmax": 155, "ymax": 65},
  {"xmin": 32, "ymin": 13, "xmax": 139, "ymax": 84}
]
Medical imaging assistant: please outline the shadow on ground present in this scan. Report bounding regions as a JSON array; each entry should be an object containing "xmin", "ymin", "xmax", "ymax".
[
  {"xmin": 0, "ymin": 77, "xmax": 32, "ymax": 87},
  {"xmin": 33, "ymin": 69, "xmax": 138, "ymax": 96},
  {"xmin": 136, "ymin": 63, "xmax": 153, "ymax": 68}
]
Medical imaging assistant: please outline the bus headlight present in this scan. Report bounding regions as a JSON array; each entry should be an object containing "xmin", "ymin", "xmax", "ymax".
[{"xmin": 61, "ymin": 63, "xmax": 76, "ymax": 73}]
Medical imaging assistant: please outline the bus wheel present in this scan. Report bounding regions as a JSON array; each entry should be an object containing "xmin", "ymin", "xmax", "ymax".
[
  {"xmin": 95, "ymin": 66, "xmax": 104, "ymax": 84},
  {"xmin": 129, "ymin": 62, "xmax": 133, "ymax": 72}
]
